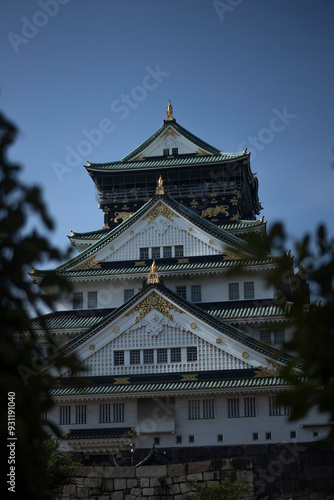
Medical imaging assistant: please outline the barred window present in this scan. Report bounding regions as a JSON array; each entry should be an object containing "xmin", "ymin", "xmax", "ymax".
[
  {"xmin": 228, "ymin": 398, "xmax": 240, "ymax": 418},
  {"xmin": 140, "ymin": 247, "xmax": 149, "ymax": 259},
  {"xmin": 157, "ymin": 348, "xmax": 168, "ymax": 364},
  {"xmin": 171, "ymin": 347, "xmax": 181, "ymax": 363},
  {"xmin": 274, "ymin": 330, "xmax": 285, "ymax": 345},
  {"xmin": 253, "ymin": 432, "xmax": 259, "ymax": 441},
  {"xmin": 187, "ymin": 346, "xmax": 197, "ymax": 362},
  {"xmin": 203, "ymin": 399, "xmax": 215, "ymax": 419},
  {"xmin": 176, "ymin": 435, "xmax": 182, "ymax": 444},
  {"xmin": 73, "ymin": 292, "xmax": 83, "ymax": 309},
  {"xmin": 60, "ymin": 405, "xmax": 71, "ymax": 425},
  {"xmin": 175, "ymin": 245, "xmax": 184, "ymax": 257},
  {"xmin": 229, "ymin": 283, "xmax": 239, "ymax": 300},
  {"xmin": 88, "ymin": 291, "xmax": 97, "ymax": 309},
  {"xmin": 130, "ymin": 350, "xmax": 140, "ymax": 365},
  {"xmin": 163, "ymin": 246, "xmax": 172, "ymax": 258},
  {"xmin": 244, "ymin": 397, "xmax": 256, "ymax": 417},
  {"xmin": 176, "ymin": 286, "xmax": 187, "ymax": 299},
  {"xmin": 244, "ymin": 281, "xmax": 254, "ymax": 299},
  {"xmin": 163, "ymin": 148, "xmax": 169, "ymax": 156},
  {"xmin": 172, "ymin": 148, "xmax": 178, "ymax": 155},
  {"xmin": 191, "ymin": 285, "xmax": 202, "ymax": 302},
  {"xmin": 269, "ymin": 396, "xmax": 292, "ymax": 416},
  {"xmin": 124, "ymin": 289, "xmax": 134, "ymax": 301},
  {"xmin": 152, "ymin": 247, "xmax": 161, "ymax": 259},
  {"xmin": 260, "ymin": 330, "xmax": 271, "ymax": 344},
  {"xmin": 100, "ymin": 403, "xmax": 111, "ymax": 423},
  {"xmin": 143, "ymin": 349, "xmax": 154, "ymax": 364},
  {"xmin": 75, "ymin": 405, "xmax": 86, "ymax": 424},
  {"xmin": 113, "ymin": 403, "xmax": 124, "ymax": 423},
  {"xmin": 114, "ymin": 351, "xmax": 124, "ymax": 366},
  {"xmin": 189, "ymin": 400, "xmax": 201, "ymax": 420},
  {"xmin": 266, "ymin": 432, "xmax": 272, "ymax": 440}
]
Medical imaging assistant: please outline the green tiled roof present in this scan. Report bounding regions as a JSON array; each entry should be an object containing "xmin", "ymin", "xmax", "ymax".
[
  {"xmin": 204, "ymin": 303, "xmax": 290, "ymax": 320},
  {"xmin": 122, "ymin": 120, "xmax": 223, "ymax": 162},
  {"xmin": 33, "ymin": 257, "xmax": 278, "ymax": 279},
  {"xmin": 30, "ymin": 309, "xmax": 114, "ymax": 331},
  {"xmin": 86, "ymin": 153, "xmax": 247, "ymax": 172},
  {"xmin": 219, "ymin": 220, "xmax": 265, "ymax": 231},
  {"xmin": 66, "ymin": 427, "xmax": 133, "ymax": 440},
  {"xmin": 69, "ymin": 229, "xmax": 109, "ymax": 241},
  {"xmin": 51, "ymin": 376, "xmax": 289, "ymax": 398}
]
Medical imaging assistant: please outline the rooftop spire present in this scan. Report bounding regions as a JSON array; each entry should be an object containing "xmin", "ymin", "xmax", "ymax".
[
  {"xmin": 147, "ymin": 260, "xmax": 160, "ymax": 284},
  {"xmin": 155, "ymin": 175, "xmax": 165, "ymax": 195},
  {"xmin": 166, "ymin": 100, "xmax": 174, "ymax": 121}
]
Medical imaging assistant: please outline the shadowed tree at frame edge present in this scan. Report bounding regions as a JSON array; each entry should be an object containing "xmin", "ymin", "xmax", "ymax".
[
  {"xmin": 0, "ymin": 112, "xmax": 79, "ymax": 500},
  {"xmin": 246, "ymin": 222, "xmax": 334, "ymax": 444}
]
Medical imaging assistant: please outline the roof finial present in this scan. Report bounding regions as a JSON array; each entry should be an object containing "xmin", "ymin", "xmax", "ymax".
[
  {"xmin": 156, "ymin": 175, "xmax": 165, "ymax": 195},
  {"xmin": 147, "ymin": 260, "xmax": 160, "ymax": 284},
  {"xmin": 166, "ymin": 100, "xmax": 174, "ymax": 121}
]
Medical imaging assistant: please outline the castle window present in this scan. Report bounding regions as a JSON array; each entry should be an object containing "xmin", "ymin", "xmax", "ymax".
[
  {"xmin": 189, "ymin": 435, "xmax": 195, "ymax": 443},
  {"xmin": 290, "ymin": 431, "xmax": 296, "ymax": 439},
  {"xmin": 189, "ymin": 400, "xmax": 201, "ymax": 420},
  {"xmin": 100, "ymin": 404, "xmax": 111, "ymax": 423},
  {"xmin": 217, "ymin": 434, "xmax": 224, "ymax": 442},
  {"xmin": 176, "ymin": 285, "xmax": 186, "ymax": 299},
  {"xmin": 175, "ymin": 245, "xmax": 184, "ymax": 257},
  {"xmin": 229, "ymin": 283, "xmax": 239, "ymax": 300},
  {"xmin": 154, "ymin": 437, "xmax": 160, "ymax": 445},
  {"xmin": 228, "ymin": 398, "xmax": 240, "ymax": 418},
  {"xmin": 260, "ymin": 330, "xmax": 271, "ymax": 344},
  {"xmin": 203, "ymin": 399, "xmax": 215, "ymax": 419},
  {"xmin": 130, "ymin": 350, "xmax": 140, "ymax": 365},
  {"xmin": 59, "ymin": 405, "xmax": 71, "ymax": 425},
  {"xmin": 171, "ymin": 347, "xmax": 181, "ymax": 363},
  {"xmin": 187, "ymin": 346, "xmax": 197, "ymax": 362},
  {"xmin": 163, "ymin": 246, "xmax": 172, "ymax": 258},
  {"xmin": 73, "ymin": 292, "xmax": 83, "ymax": 309},
  {"xmin": 163, "ymin": 148, "xmax": 169, "ymax": 156},
  {"xmin": 75, "ymin": 405, "xmax": 86, "ymax": 424},
  {"xmin": 244, "ymin": 281, "xmax": 254, "ymax": 299},
  {"xmin": 113, "ymin": 403, "xmax": 124, "ymax": 423},
  {"xmin": 274, "ymin": 330, "xmax": 285, "ymax": 345},
  {"xmin": 157, "ymin": 348, "xmax": 168, "ymax": 364},
  {"xmin": 143, "ymin": 349, "xmax": 154, "ymax": 364},
  {"xmin": 114, "ymin": 351, "xmax": 124, "ymax": 366},
  {"xmin": 244, "ymin": 397, "xmax": 256, "ymax": 417},
  {"xmin": 266, "ymin": 432, "xmax": 272, "ymax": 440},
  {"xmin": 88, "ymin": 291, "xmax": 97, "ymax": 309},
  {"xmin": 191, "ymin": 285, "xmax": 202, "ymax": 302},
  {"xmin": 140, "ymin": 247, "xmax": 149, "ymax": 259},
  {"xmin": 172, "ymin": 147, "xmax": 178, "ymax": 155},
  {"xmin": 176, "ymin": 435, "xmax": 182, "ymax": 444},
  {"xmin": 269, "ymin": 396, "xmax": 292, "ymax": 416},
  {"xmin": 152, "ymin": 247, "xmax": 161, "ymax": 259},
  {"xmin": 100, "ymin": 403, "xmax": 124, "ymax": 423},
  {"xmin": 252, "ymin": 432, "xmax": 259, "ymax": 441},
  {"xmin": 39, "ymin": 342, "xmax": 49, "ymax": 358},
  {"xmin": 124, "ymin": 289, "xmax": 135, "ymax": 301}
]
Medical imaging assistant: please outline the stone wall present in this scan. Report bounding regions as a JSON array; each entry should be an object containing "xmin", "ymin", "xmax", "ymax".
[{"xmin": 58, "ymin": 458, "xmax": 253, "ymax": 500}]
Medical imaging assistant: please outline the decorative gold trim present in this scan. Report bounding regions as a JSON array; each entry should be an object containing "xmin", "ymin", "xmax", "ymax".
[
  {"xmin": 113, "ymin": 211, "xmax": 134, "ymax": 223},
  {"xmin": 254, "ymin": 359, "xmax": 288, "ymax": 378},
  {"xmin": 209, "ymin": 239, "xmax": 213, "ymax": 244},
  {"xmin": 155, "ymin": 175, "xmax": 165, "ymax": 195},
  {"xmin": 216, "ymin": 338, "xmax": 222, "ymax": 344},
  {"xmin": 181, "ymin": 373, "xmax": 198, "ymax": 381},
  {"xmin": 177, "ymin": 258, "xmax": 189, "ymax": 264},
  {"xmin": 202, "ymin": 205, "xmax": 229, "ymax": 218},
  {"xmin": 166, "ymin": 100, "xmax": 174, "ymax": 121},
  {"xmin": 130, "ymin": 231, "xmax": 134, "ymax": 235},
  {"xmin": 113, "ymin": 326, "xmax": 120, "ymax": 333},
  {"xmin": 242, "ymin": 352, "xmax": 249, "ymax": 359},
  {"xmin": 144, "ymin": 201, "xmax": 178, "ymax": 224},
  {"xmin": 147, "ymin": 260, "xmax": 159, "ymax": 284},
  {"xmin": 134, "ymin": 261, "xmax": 146, "ymax": 266},
  {"xmin": 125, "ymin": 291, "xmax": 183, "ymax": 324},
  {"xmin": 113, "ymin": 377, "xmax": 130, "ymax": 385},
  {"xmin": 72, "ymin": 256, "xmax": 101, "ymax": 271},
  {"xmin": 110, "ymin": 246, "xmax": 114, "ymax": 250},
  {"xmin": 89, "ymin": 344, "xmax": 95, "ymax": 350},
  {"xmin": 190, "ymin": 322, "xmax": 197, "ymax": 329},
  {"xmin": 188, "ymin": 227, "xmax": 192, "ymax": 231},
  {"xmin": 161, "ymin": 127, "xmax": 179, "ymax": 139}
]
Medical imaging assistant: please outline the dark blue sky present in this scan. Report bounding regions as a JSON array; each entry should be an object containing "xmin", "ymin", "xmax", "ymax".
[{"xmin": 2, "ymin": 0, "xmax": 334, "ymax": 256}]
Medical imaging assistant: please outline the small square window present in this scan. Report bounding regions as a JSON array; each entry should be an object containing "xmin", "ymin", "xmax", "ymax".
[
  {"xmin": 187, "ymin": 346, "xmax": 197, "ymax": 362},
  {"xmin": 163, "ymin": 246, "xmax": 172, "ymax": 258},
  {"xmin": 290, "ymin": 431, "xmax": 296, "ymax": 439},
  {"xmin": 313, "ymin": 431, "xmax": 319, "ymax": 438},
  {"xmin": 176, "ymin": 435, "xmax": 182, "ymax": 444},
  {"xmin": 114, "ymin": 351, "xmax": 124, "ymax": 366},
  {"xmin": 229, "ymin": 283, "xmax": 239, "ymax": 300},
  {"xmin": 140, "ymin": 247, "xmax": 149, "ymax": 259},
  {"xmin": 191, "ymin": 285, "xmax": 202, "ymax": 302},
  {"xmin": 154, "ymin": 437, "xmax": 160, "ymax": 445},
  {"xmin": 172, "ymin": 147, "xmax": 178, "ymax": 155},
  {"xmin": 130, "ymin": 350, "xmax": 140, "ymax": 365},
  {"xmin": 171, "ymin": 347, "xmax": 181, "ymax": 363},
  {"xmin": 157, "ymin": 348, "xmax": 168, "ymax": 364},
  {"xmin": 73, "ymin": 292, "xmax": 83, "ymax": 309},
  {"xmin": 217, "ymin": 434, "xmax": 224, "ymax": 442},
  {"xmin": 244, "ymin": 281, "xmax": 254, "ymax": 299},
  {"xmin": 252, "ymin": 432, "xmax": 259, "ymax": 441},
  {"xmin": 176, "ymin": 285, "xmax": 187, "ymax": 299},
  {"xmin": 88, "ymin": 291, "xmax": 97, "ymax": 309},
  {"xmin": 189, "ymin": 435, "xmax": 195, "ymax": 443},
  {"xmin": 143, "ymin": 349, "xmax": 154, "ymax": 364},
  {"xmin": 266, "ymin": 432, "xmax": 272, "ymax": 440},
  {"xmin": 152, "ymin": 247, "xmax": 161, "ymax": 259},
  {"xmin": 175, "ymin": 245, "xmax": 184, "ymax": 257},
  {"xmin": 124, "ymin": 289, "xmax": 135, "ymax": 301},
  {"xmin": 163, "ymin": 148, "xmax": 169, "ymax": 156},
  {"xmin": 274, "ymin": 330, "xmax": 285, "ymax": 345}
]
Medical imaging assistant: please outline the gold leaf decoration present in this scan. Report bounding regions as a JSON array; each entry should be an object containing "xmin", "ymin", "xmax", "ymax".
[
  {"xmin": 201, "ymin": 205, "xmax": 229, "ymax": 218},
  {"xmin": 144, "ymin": 202, "xmax": 178, "ymax": 224},
  {"xmin": 72, "ymin": 256, "xmax": 101, "ymax": 271},
  {"xmin": 255, "ymin": 359, "xmax": 285, "ymax": 378},
  {"xmin": 125, "ymin": 291, "xmax": 183, "ymax": 324},
  {"xmin": 113, "ymin": 377, "xmax": 130, "ymax": 385},
  {"xmin": 181, "ymin": 373, "xmax": 198, "ymax": 381}
]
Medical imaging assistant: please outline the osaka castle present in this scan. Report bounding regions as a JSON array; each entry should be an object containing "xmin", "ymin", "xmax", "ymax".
[{"xmin": 31, "ymin": 102, "xmax": 328, "ymax": 464}]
